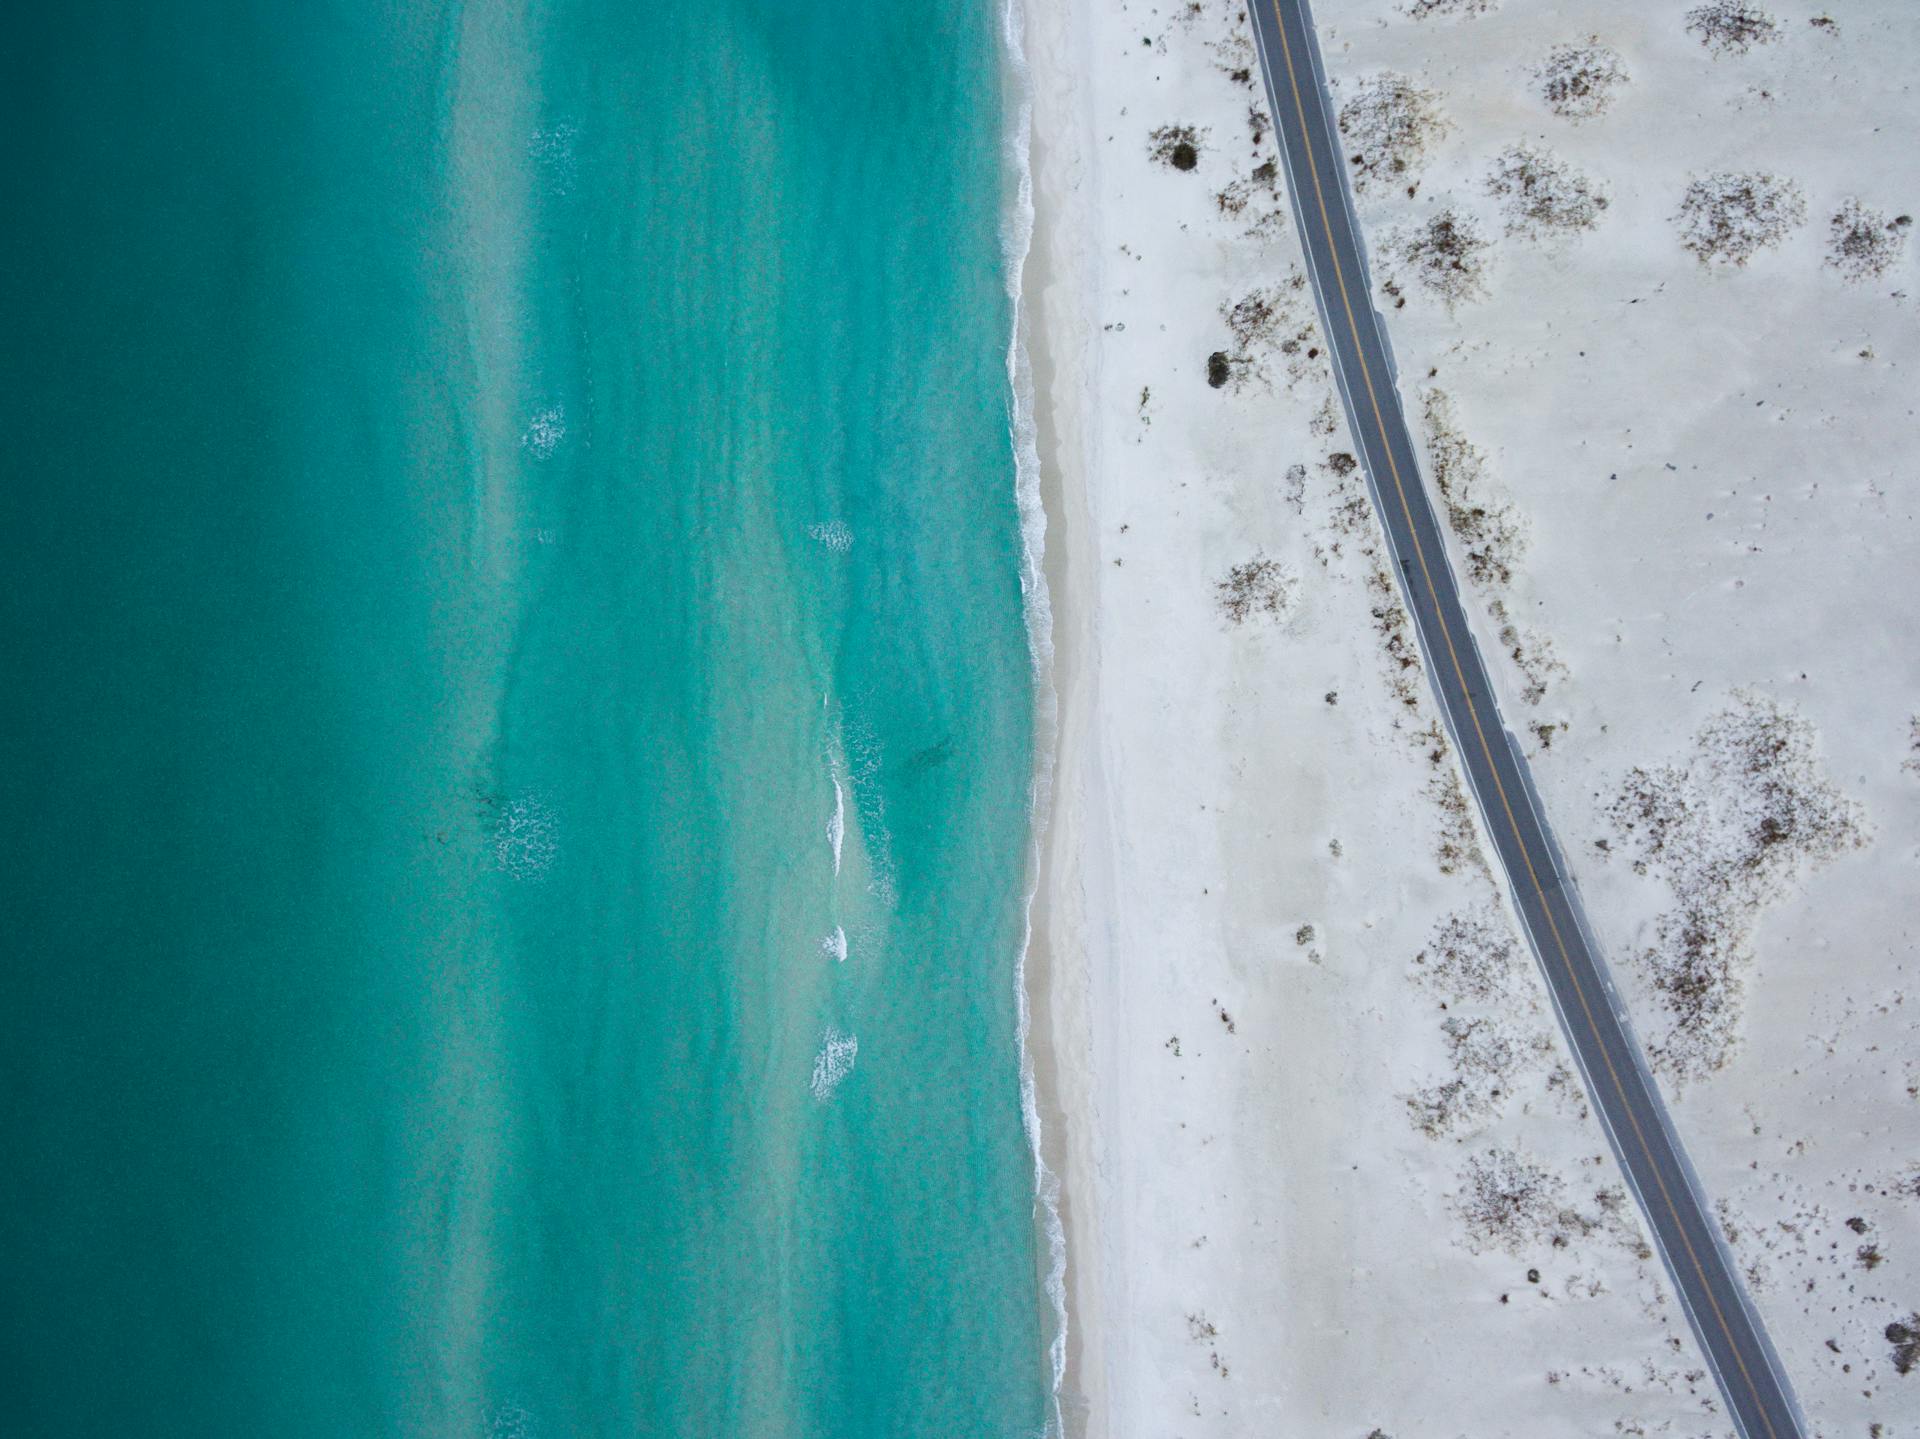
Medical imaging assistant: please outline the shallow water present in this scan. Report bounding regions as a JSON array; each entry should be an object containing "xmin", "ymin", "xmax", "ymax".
[{"xmin": 1, "ymin": 2, "xmax": 1050, "ymax": 1433}]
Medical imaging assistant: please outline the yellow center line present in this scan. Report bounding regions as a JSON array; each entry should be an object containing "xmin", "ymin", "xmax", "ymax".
[{"xmin": 1262, "ymin": 5, "xmax": 1782, "ymax": 1435}]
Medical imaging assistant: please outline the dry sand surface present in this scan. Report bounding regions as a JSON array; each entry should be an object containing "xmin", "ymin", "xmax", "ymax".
[{"xmin": 1019, "ymin": 1, "xmax": 1920, "ymax": 1434}]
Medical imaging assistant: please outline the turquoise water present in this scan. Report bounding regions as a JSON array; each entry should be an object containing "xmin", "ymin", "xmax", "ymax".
[{"xmin": 1, "ymin": 2, "xmax": 1052, "ymax": 1435}]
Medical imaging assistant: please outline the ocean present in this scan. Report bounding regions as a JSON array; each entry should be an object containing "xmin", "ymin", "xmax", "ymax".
[{"xmin": 0, "ymin": 1, "xmax": 1056, "ymax": 1434}]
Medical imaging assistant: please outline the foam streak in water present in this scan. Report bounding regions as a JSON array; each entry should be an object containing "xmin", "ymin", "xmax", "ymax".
[
  {"xmin": 809, "ymin": 1029, "xmax": 858, "ymax": 1101},
  {"xmin": 828, "ymin": 774, "xmax": 845, "ymax": 877}
]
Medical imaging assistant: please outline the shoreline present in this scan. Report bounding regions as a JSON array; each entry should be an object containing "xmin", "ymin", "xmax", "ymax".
[
  {"xmin": 997, "ymin": 0, "xmax": 1072, "ymax": 1431},
  {"xmin": 1012, "ymin": 0, "xmax": 1104, "ymax": 1430}
]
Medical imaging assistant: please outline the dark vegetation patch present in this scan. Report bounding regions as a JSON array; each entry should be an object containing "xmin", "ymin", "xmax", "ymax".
[
  {"xmin": 1214, "ymin": 273, "xmax": 1321, "ymax": 391},
  {"xmin": 1421, "ymin": 390, "xmax": 1524, "ymax": 588},
  {"xmin": 1403, "ymin": 0, "xmax": 1496, "ymax": 17},
  {"xmin": 1414, "ymin": 908, "xmax": 1521, "ymax": 1002},
  {"xmin": 1314, "ymin": 453, "xmax": 1374, "ymax": 564},
  {"xmin": 1405, "ymin": 1016, "xmax": 1530, "ymax": 1138},
  {"xmin": 1535, "ymin": 39, "xmax": 1628, "ymax": 120},
  {"xmin": 1386, "ymin": 208, "xmax": 1491, "ymax": 307},
  {"xmin": 1455, "ymin": 1149, "xmax": 1568, "ymax": 1252},
  {"xmin": 1486, "ymin": 144, "xmax": 1609, "ymax": 239},
  {"xmin": 1603, "ymin": 693, "xmax": 1866, "ymax": 1078},
  {"xmin": 1150, "ymin": 123, "xmax": 1206, "ymax": 173},
  {"xmin": 1337, "ymin": 73, "xmax": 1451, "ymax": 197},
  {"xmin": 1826, "ymin": 199, "xmax": 1912, "ymax": 283},
  {"xmin": 1430, "ymin": 765, "xmax": 1485, "ymax": 878},
  {"xmin": 1890, "ymin": 1313, "xmax": 1920, "ymax": 1375},
  {"xmin": 1685, "ymin": 2, "xmax": 1782, "ymax": 57},
  {"xmin": 1455, "ymin": 1150, "xmax": 1649, "ymax": 1256},
  {"xmin": 1365, "ymin": 563, "xmax": 1425, "ymax": 713},
  {"xmin": 1215, "ymin": 555, "xmax": 1298, "ymax": 625},
  {"xmin": 1675, "ymin": 172, "xmax": 1805, "ymax": 266}
]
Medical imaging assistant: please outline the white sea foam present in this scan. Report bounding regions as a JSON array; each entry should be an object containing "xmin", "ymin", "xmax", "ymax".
[
  {"xmin": 520, "ymin": 404, "xmax": 567, "ymax": 459},
  {"xmin": 828, "ymin": 773, "xmax": 845, "ymax": 876},
  {"xmin": 807, "ymin": 519, "xmax": 854, "ymax": 553},
  {"xmin": 809, "ymin": 1029, "xmax": 858, "ymax": 1101},
  {"xmin": 841, "ymin": 709, "xmax": 897, "ymax": 909},
  {"xmin": 485, "ymin": 1403, "xmax": 538, "ymax": 1439},
  {"xmin": 821, "ymin": 926, "xmax": 848, "ymax": 963},
  {"xmin": 999, "ymin": 0, "xmax": 1067, "ymax": 1430},
  {"xmin": 528, "ymin": 120, "xmax": 579, "ymax": 196},
  {"xmin": 492, "ymin": 792, "xmax": 558, "ymax": 881}
]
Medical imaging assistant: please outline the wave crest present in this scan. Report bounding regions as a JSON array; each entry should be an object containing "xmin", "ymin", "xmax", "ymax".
[{"xmin": 809, "ymin": 1029, "xmax": 858, "ymax": 1101}]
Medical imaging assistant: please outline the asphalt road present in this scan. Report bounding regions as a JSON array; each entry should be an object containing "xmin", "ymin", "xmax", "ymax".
[{"xmin": 1245, "ymin": 4, "xmax": 1808, "ymax": 1436}]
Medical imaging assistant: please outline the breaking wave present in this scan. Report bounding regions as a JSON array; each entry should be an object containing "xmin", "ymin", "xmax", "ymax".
[
  {"xmin": 807, "ymin": 519, "xmax": 854, "ymax": 553},
  {"xmin": 809, "ymin": 1029, "xmax": 858, "ymax": 1101},
  {"xmin": 828, "ymin": 771, "xmax": 845, "ymax": 877},
  {"xmin": 520, "ymin": 404, "xmax": 567, "ymax": 459},
  {"xmin": 493, "ymin": 792, "xmax": 559, "ymax": 881}
]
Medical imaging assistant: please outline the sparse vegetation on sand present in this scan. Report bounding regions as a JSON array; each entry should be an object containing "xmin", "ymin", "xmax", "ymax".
[
  {"xmin": 1604, "ymin": 693, "xmax": 1866, "ymax": 1078},
  {"xmin": 1486, "ymin": 598, "xmax": 1566, "ymax": 707},
  {"xmin": 1421, "ymin": 390, "xmax": 1524, "ymax": 587},
  {"xmin": 1534, "ymin": 39, "xmax": 1628, "ymax": 120},
  {"xmin": 1486, "ymin": 144, "xmax": 1609, "ymax": 239},
  {"xmin": 1685, "ymin": 2, "xmax": 1782, "ymax": 57},
  {"xmin": 1148, "ymin": 123, "xmax": 1205, "ymax": 173},
  {"xmin": 1826, "ymin": 199, "xmax": 1912, "ymax": 283},
  {"xmin": 1404, "ymin": 901, "xmax": 1544, "ymax": 1138},
  {"xmin": 1215, "ymin": 556, "xmax": 1299, "ymax": 625},
  {"xmin": 1221, "ymin": 286, "xmax": 1294, "ymax": 353},
  {"xmin": 1386, "ymin": 208, "xmax": 1491, "ymax": 307},
  {"xmin": 1352, "ymin": 562, "xmax": 1494, "ymax": 893},
  {"xmin": 1428, "ymin": 749, "xmax": 1488, "ymax": 879},
  {"xmin": 1214, "ymin": 159, "xmax": 1286, "ymax": 240},
  {"xmin": 1455, "ymin": 1148, "xmax": 1567, "ymax": 1253},
  {"xmin": 1189, "ymin": 0, "xmax": 1258, "ymax": 91},
  {"xmin": 1405, "ymin": 1016, "xmax": 1531, "ymax": 1138},
  {"xmin": 1675, "ymin": 172, "xmax": 1806, "ymax": 266},
  {"xmin": 1296, "ymin": 451, "xmax": 1368, "ymax": 566},
  {"xmin": 1337, "ymin": 73, "xmax": 1451, "ymax": 197},
  {"xmin": 1364, "ymin": 563, "xmax": 1425, "ymax": 713},
  {"xmin": 1402, "ymin": 0, "xmax": 1495, "ymax": 18},
  {"xmin": 1213, "ymin": 274, "xmax": 1321, "ymax": 391},
  {"xmin": 1414, "ymin": 908, "xmax": 1522, "ymax": 1001},
  {"xmin": 1455, "ymin": 1149, "xmax": 1648, "ymax": 1256}
]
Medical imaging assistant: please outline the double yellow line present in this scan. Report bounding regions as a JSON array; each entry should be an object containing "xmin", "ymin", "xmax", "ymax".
[{"xmin": 1260, "ymin": 5, "xmax": 1786, "ymax": 1434}]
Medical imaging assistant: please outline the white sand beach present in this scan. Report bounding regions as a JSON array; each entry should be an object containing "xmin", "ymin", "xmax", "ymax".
[{"xmin": 1020, "ymin": 1, "xmax": 1920, "ymax": 1434}]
